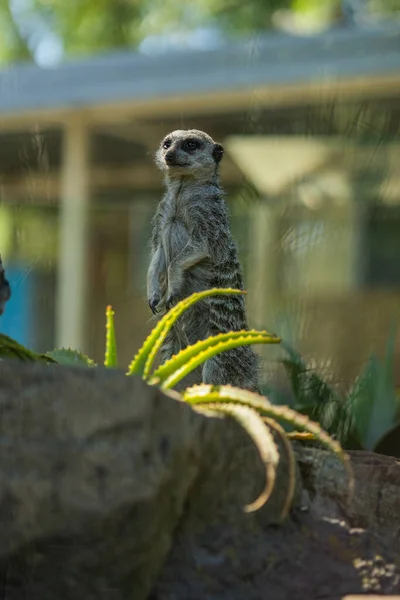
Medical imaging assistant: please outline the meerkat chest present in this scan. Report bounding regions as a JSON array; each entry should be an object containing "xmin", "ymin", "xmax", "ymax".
[{"xmin": 160, "ymin": 195, "xmax": 190, "ymax": 263}]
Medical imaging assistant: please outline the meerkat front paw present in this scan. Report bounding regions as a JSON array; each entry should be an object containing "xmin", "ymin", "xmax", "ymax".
[
  {"xmin": 148, "ymin": 294, "xmax": 162, "ymax": 314},
  {"xmin": 165, "ymin": 293, "xmax": 177, "ymax": 312}
]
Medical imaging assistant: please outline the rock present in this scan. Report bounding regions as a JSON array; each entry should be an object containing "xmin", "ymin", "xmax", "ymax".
[
  {"xmin": 296, "ymin": 446, "xmax": 400, "ymax": 549},
  {"xmin": 0, "ymin": 360, "xmax": 399, "ymax": 600},
  {"xmin": 152, "ymin": 445, "xmax": 400, "ymax": 600},
  {"xmin": 0, "ymin": 361, "xmax": 207, "ymax": 600}
]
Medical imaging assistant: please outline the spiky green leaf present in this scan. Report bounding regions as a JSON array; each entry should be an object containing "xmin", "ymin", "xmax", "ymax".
[
  {"xmin": 104, "ymin": 305, "xmax": 118, "ymax": 368},
  {"xmin": 151, "ymin": 330, "xmax": 280, "ymax": 389},
  {"xmin": 184, "ymin": 384, "xmax": 354, "ymax": 498},
  {"xmin": 0, "ymin": 333, "xmax": 57, "ymax": 364},
  {"xmin": 263, "ymin": 416, "xmax": 296, "ymax": 520},
  {"xmin": 194, "ymin": 401, "xmax": 279, "ymax": 513},
  {"xmin": 127, "ymin": 288, "xmax": 245, "ymax": 377},
  {"xmin": 46, "ymin": 347, "xmax": 97, "ymax": 367}
]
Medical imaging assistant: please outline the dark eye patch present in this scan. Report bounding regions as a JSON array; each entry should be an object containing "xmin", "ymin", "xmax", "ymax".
[
  {"xmin": 162, "ymin": 139, "xmax": 172, "ymax": 149},
  {"xmin": 182, "ymin": 138, "xmax": 201, "ymax": 152}
]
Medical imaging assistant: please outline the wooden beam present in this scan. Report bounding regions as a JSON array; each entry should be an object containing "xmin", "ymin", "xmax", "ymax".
[
  {"xmin": 95, "ymin": 123, "xmax": 163, "ymax": 149},
  {"xmin": 0, "ymin": 160, "xmax": 245, "ymax": 201},
  {"xmin": 2, "ymin": 171, "xmax": 400, "ymax": 205},
  {"xmin": 0, "ymin": 165, "xmax": 156, "ymax": 202},
  {"xmin": 56, "ymin": 116, "xmax": 90, "ymax": 352}
]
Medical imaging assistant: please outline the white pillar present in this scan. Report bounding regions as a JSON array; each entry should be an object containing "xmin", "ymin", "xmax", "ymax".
[
  {"xmin": 247, "ymin": 201, "xmax": 279, "ymax": 330},
  {"xmin": 56, "ymin": 117, "xmax": 90, "ymax": 351}
]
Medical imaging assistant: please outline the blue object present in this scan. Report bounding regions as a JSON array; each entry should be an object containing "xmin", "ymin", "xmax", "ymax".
[{"xmin": 0, "ymin": 263, "xmax": 33, "ymax": 348}]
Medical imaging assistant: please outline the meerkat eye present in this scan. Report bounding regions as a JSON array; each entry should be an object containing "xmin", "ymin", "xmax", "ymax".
[
  {"xmin": 162, "ymin": 139, "xmax": 172, "ymax": 150},
  {"xmin": 183, "ymin": 139, "xmax": 201, "ymax": 152}
]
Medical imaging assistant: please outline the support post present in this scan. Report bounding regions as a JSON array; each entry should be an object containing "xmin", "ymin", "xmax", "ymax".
[
  {"xmin": 247, "ymin": 201, "xmax": 279, "ymax": 330},
  {"xmin": 56, "ymin": 117, "xmax": 90, "ymax": 351}
]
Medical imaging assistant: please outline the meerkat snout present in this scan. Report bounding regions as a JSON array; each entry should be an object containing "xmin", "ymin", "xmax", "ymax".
[
  {"xmin": 164, "ymin": 150, "xmax": 179, "ymax": 166},
  {"xmin": 155, "ymin": 129, "xmax": 224, "ymax": 176}
]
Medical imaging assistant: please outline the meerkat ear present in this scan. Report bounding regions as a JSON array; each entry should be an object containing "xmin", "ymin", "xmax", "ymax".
[{"xmin": 212, "ymin": 143, "xmax": 224, "ymax": 164}]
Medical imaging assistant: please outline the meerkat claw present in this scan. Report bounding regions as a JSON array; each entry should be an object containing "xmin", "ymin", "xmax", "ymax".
[
  {"xmin": 149, "ymin": 296, "xmax": 161, "ymax": 314},
  {"xmin": 165, "ymin": 295, "xmax": 176, "ymax": 312}
]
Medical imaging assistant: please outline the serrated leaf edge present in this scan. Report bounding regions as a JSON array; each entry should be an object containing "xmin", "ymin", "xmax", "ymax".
[
  {"xmin": 152, "ymin": 330, "xmax": 280, "ymax": 388},
  {"xmin": 194, "ymin": 401, "xmax": 279, "ymax": 513},
  {"xmin": 127, "ymin": 288, "xmax": 245, "ymax": 377}
]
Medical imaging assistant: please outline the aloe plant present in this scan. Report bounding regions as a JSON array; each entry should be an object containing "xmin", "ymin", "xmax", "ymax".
[
  {"xmin": 128, "ymin": 288, "xmax": 248, "ymax": 378},
  {"xmin": 104, "ymin": 304, "xmax": 118, "ymax": 368},
  {"xmin": 150, "ymin": 330, "xmax": 280, "ymax": 389},
  {"xmin": 183, "ymin": 384, "xmax": 353, "ymax": 515},
  {"xmin": 0, "ymin": 333, "xmax": 57, "ymax": 364},
  {"xmin": 45, "ymin": 305, "xmax": 118, "ymax": 369},
  {"xmin": 0, "ymin": 289, "xmax": 351, "ymax": 516},
  {"xmin": 46, "ymin": 347, "xmax": 96, "ymax": 367}
]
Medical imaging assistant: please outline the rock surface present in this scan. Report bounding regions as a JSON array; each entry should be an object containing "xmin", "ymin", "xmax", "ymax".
[
  {"xmin": 0, "ymin": 360, "xmax": 399, "ymax": 600},
  {"xmin": 0, "ymin": 361, "xmax": 207, "ymax": 599},
  {"xmin": 152, "ymin": 444, "xmax": 400, "ymax": 600}
]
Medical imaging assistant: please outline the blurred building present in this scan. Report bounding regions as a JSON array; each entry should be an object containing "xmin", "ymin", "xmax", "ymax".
[{"xmin": 0, "ymin": 25, "xmax": 399, "ymax": 385}]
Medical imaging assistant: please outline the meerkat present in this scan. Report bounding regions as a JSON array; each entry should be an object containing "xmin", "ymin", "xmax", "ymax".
[{"xmin": 147, "ymin": 129, "xmax": 260, "ymax": 392}]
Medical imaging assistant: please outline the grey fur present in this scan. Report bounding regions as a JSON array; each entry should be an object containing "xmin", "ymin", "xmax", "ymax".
[{"xmin": 147, "ymin": 129, "xmax": 260, "ymax": 392}]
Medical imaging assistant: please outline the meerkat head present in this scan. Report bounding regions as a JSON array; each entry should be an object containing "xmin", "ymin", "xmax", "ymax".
[{"xmin": 155, "ymin": 129, "xmax": 224, "ymax": 178}]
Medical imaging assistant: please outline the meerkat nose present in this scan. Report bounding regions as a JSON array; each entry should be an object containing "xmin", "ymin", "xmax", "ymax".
[{"xmin": 165, "ymin": 151, "xmax": 178, "ymax": 165}]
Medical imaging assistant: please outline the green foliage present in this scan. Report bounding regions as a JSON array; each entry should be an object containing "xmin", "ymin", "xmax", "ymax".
[
  {"xmin": 127, "ymin": 288, "xmax": 248, "ymax": 378},
  {"xmin": 195, "ymin": 400, "xmax": 280, "ymax": 513},
  {"xmin": 1, "ymin": 0, "xmax": 398, "ymax": 65},
  {"xmin": 277, "ymin": 339, "xmax": 339, "ymax": 412},
  {"xmin": 184, "ymin": 383, "xmax": 353, "ymax": 514},
  {"xmin": 32, "ymin": 0, "xmax": 142, "ymax": 58},
  {"xmin": 45, "ymin": 347, "xmax": 96, "ymax": 367},
  {"xmin": 0, "ymin": 333, "xmax": 57, "ymax": 364},
  {"xmin": 0, "ymin": 288, "xmax": 351, "ymax": 517},
  {"xmin": 0, "ymin": 288, "xmax": 280, "ymax": 387},
  {"xmin": 104, "ymin": 305, "xmax": 118, "ymax": 368},
  {"xmin": 273, "ymin": 325, "xmax": 400, "ymax": 454},
  {"xmin": 0, "ymin": 0, "xmax": 33, "ymax": 64},
  {"xmin": 345, "ymin": 324, "xmax": 399, "ymax": 451},
  {"xmin": 266, "ymin": 339, "xmax": 350, "ymax": 441},
  {"xmin": 151, "ymin": 329, "xmax": 280, "ymax": 389},
  {"xmin": 263, "ymin": 416, "xmax": 296, "ymax": 518}
]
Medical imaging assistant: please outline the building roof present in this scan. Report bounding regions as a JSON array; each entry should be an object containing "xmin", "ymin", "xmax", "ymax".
[{"xmin": 0, "ymin": 25, "xmax": 399, "ymax": 118}]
